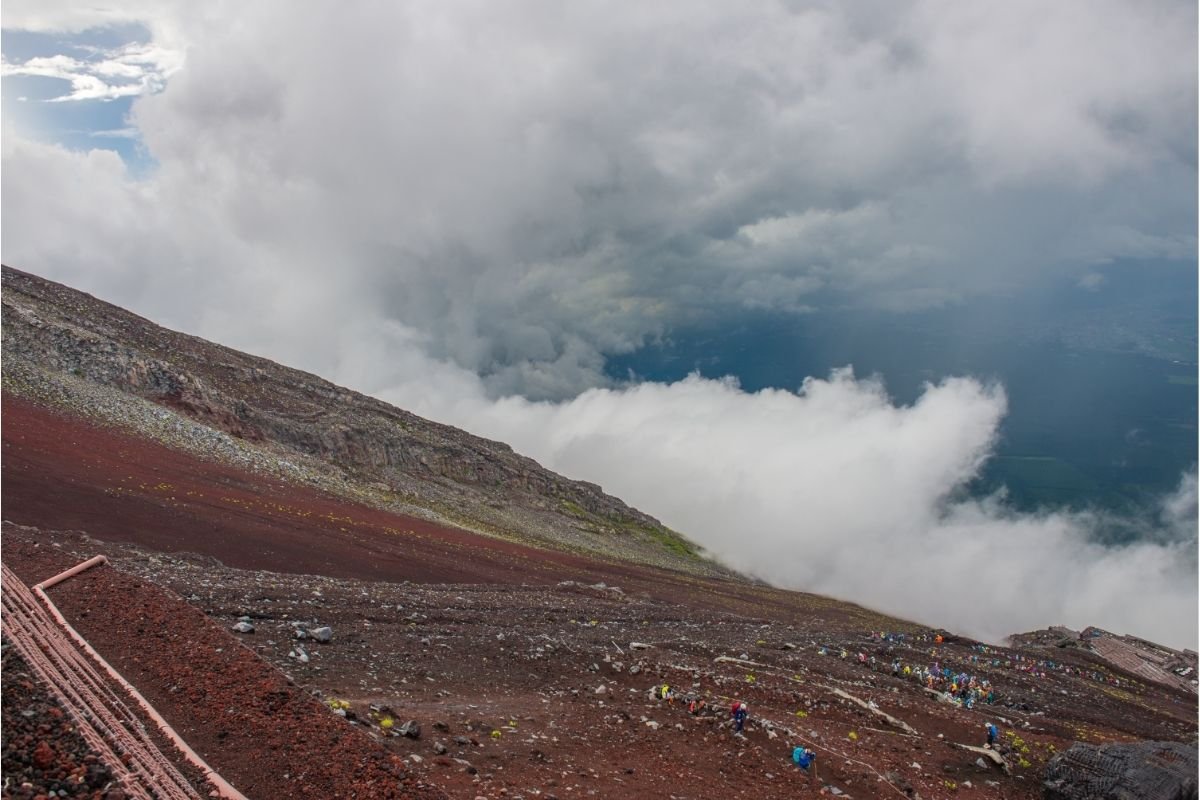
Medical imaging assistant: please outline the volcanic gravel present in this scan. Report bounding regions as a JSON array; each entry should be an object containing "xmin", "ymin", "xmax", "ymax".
[
  {"xmin": 6, "ymin": 522, "xmax": 1196, "ymax": 800},
  {"xmin": 3, "ymin": 534, "xmax": 446, "ymax": 800},
  {"xmin": 1, "ymin": 641, "xmax": 122, "ymax": 800}
]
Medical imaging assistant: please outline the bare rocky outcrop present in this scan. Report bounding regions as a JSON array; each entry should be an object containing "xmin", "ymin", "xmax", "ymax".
[
  {"xmin": 1042, "ymin": 741, "xmax": 1198, "ymax": 800},
  {"xmin": 1, "ymin": 264, "xmax": 719, "ymax": 575}
]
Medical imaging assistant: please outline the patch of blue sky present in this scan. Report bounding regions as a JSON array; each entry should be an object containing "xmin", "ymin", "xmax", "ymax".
[
  {"xmin": 2, "ymin": 23, "xmax": 152, "ymax": 64},
  {"xmin": 2, "ymin": 25, "xmax": 159, "ymax": 175}
]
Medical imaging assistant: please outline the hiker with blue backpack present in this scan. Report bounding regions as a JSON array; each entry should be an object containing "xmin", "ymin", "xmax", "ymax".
[{"xmin": 793, "ymin": 746, "xmax": 819, "ymax": 783}]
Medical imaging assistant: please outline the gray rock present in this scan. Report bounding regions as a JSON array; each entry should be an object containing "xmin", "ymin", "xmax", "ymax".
[
  {"xmin": 433, "ymin": 742, "xmax": 448, "ymax": 755},
  {"xmin": 311, "ymin": 626, "xmax": 333, "ymax": 643},
  {"xmin": 399, "ymin": 720, "xmax": 421, "ymax": 739},
  {"xmin": 885, "ymin": 771, "xmax": 915, "ymax": 796},
  {"xmin": 1043, "ymin": 741, "xmax": 1198, "ymax": 800},
  {"xmin": 231, "ymin": 621, "xmax": 255, "ymax": 634}
]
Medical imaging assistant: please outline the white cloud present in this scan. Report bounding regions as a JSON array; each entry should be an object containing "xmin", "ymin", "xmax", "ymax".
[
  {"xmin": 0, "ymin": 0, "xmax": 181, "ymax": 35},
  {"xmin": 363, "ymin": 361, "xmax": 1197, "ymax": 650},
  {"xmin": 89, "ymin": 127, "xmax": 141, "ymax": 139},
  {"xmin": 2, "ymin": 41, "xmax": 183, "ymax": 102},
  {"xmin": 3, "ymin": 1, "xmax": 1194, "ymax": 395}
]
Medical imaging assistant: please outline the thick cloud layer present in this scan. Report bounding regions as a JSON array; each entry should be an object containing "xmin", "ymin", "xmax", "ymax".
[
  {"xmin": 4, "ymin": 0, "xmax": 1196, "ymax": 397},
  {"xmin": 367, "ymin": 361, "xmax": 1198, "ymax": 650},
  {"xmin": 2, "ymin": 2, "xmax": 1196, "ymax": 646}
]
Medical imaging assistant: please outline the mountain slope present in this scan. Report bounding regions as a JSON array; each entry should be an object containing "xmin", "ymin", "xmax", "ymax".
[
  {"xmin": 2, "ymin": 264, "xmax": 1196, "ymax": 800},
  {"xmin": 1, "ymin": 264, "xmax": 720, "ymax": 577}
]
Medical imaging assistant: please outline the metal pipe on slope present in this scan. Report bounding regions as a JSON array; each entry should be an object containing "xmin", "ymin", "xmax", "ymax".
[{"xmin": 34, "ymin": 556, "xmax": 250, "ymax": 800}]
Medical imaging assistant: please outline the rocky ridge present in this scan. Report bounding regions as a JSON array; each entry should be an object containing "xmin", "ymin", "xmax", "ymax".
[{"xmin": 0, "ymin": 265, "xmax": 717, "ymax": 576}]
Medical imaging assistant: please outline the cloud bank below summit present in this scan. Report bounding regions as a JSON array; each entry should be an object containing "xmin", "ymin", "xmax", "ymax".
[{"xmin": 361, "ymin": 356, "xmax": 1199, "ymax": 651}]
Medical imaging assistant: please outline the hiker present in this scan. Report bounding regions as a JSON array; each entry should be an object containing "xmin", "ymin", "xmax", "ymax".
[
  {"xmin": 733, "ymin": 702, "xmax": 748, "ymax": 734},
  {"xmin": 688, "ymin": 697, "xmax": 706, "ymax": 715},
  {"xmin": 793, "ymin": 746, "xmax": 819, "ymax": 783},
  {"xmin": 985, "ymin": 722, "xmax": 998, "ymax": 748}
]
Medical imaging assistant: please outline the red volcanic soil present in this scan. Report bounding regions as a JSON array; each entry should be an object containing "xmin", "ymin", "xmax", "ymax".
[{"xmin": 2, "ymin": 393, "xmax": 583, "ymax": 584}]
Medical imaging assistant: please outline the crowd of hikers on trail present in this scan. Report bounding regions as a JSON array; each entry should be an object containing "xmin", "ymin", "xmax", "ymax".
[
  {"xmin": 654, "ymin": 685, "xmax": 753, "ymax": 736},
  {"xmin": 817, "ymin": 629, "xmax": 1134, "ymax": 705},
  {"xmin": 653, "ymin": 684, "xmax": 822, "ymax": 785},
  {"xmin": 641, "ymin": 627, "xmax": 1132, "ymax": 791}
]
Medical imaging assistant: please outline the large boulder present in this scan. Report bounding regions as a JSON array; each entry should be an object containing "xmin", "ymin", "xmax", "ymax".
[{"xmin": 1043, "ymin": 741, "xmax": 1198, "ymax": 800}]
